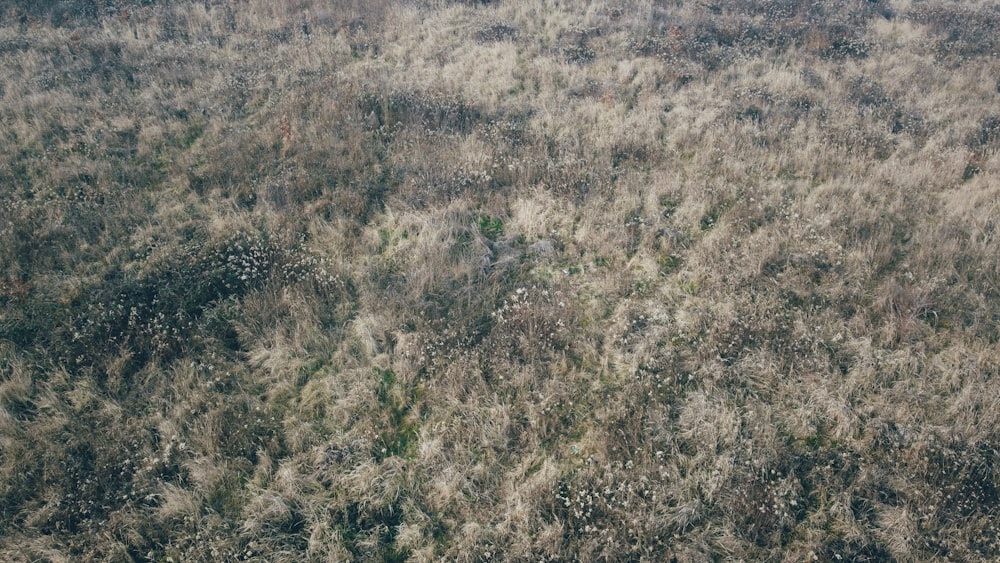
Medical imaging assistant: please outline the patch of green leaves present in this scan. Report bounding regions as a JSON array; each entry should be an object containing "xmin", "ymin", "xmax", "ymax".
[
  {"xmin": 477, "ymin": 213, "xmax": 504, "ymax": 241},
  {"xmin": 373, "ymin": 368, "xmax": 419, "ymax": 461}
]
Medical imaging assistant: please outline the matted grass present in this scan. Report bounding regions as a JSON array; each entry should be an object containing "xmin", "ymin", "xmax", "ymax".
[{"xmin": 1, "ymin": 0, "xmax": 998, "ymax": 560}]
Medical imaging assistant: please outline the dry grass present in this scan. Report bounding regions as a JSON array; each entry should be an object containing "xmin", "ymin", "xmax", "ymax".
[{"xmin": 1, "ymin": 0, "xmax": 998, "ymax": 560}]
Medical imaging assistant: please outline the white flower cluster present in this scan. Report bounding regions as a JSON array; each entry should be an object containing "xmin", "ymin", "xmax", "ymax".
[
  {"xmin": 487, "ymin": 285, "xmax": 568, "ymax": 366},
  {"xmin": 223, "ymin": 234, "xmax": 273, "ymax": 288},
  {"xmin": 279, "ymin": 247, "xmax": 342, "ymax": 291}
]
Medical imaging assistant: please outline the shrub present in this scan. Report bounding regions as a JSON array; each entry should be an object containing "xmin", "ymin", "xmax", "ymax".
[
  {"xmin": 474, "ymin": 21, "xmax": 518, "ymax": 43},
  {"xmin": 67, "ymin": 231, "xmax": 277, "ymax": 369},
  {"xmin": 907, "ymin": 4, "xmax": 1000, "ymax": 60}
]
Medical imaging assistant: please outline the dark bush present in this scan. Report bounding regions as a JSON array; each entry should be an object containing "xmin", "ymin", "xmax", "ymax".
[
  {"xmin": 475, "ymin": 21, "xmax": 518, "ymax": 43},
  {"xmin": 849, "ymin": 77, "xmax": 894, "ymax": 117},
  {"xmin": 9, "ymin": 0, "xmax": 165, "ymax": 27},
  {"xmin": 969, "ymin": 116, "xmax": 1000, "ymax": 152},
  {"xmin": 638, "ymin": 0, "xmax": 887, "ymax": 68},
  {"xmin": 358, "ymin": 90, "xmax": 483, "ymax": 136},
  {"xmin": 67, "ymin": 232, "xmax": 277, "ymax": 368},
  {"xmin": 908, "ymin": 4, "xmax": 1000, "ymax": 60}
]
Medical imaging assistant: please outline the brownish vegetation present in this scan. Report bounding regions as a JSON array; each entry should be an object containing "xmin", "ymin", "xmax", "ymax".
[{"xmin": 1, "ymin": 0, "xmax": 998, "ymax": 560}]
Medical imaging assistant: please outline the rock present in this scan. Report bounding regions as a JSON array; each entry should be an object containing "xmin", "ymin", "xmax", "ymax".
[{"xmin": 529, "ymin": 239, "xmax": 555, "ymax": 256}]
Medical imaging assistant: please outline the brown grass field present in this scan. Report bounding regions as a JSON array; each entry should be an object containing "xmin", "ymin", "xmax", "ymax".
[{"xmin": 1, "ymin": 0, "xmax": 998, "ymax": 560}]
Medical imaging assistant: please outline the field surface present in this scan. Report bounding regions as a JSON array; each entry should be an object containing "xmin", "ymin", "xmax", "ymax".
[{"xmin": 1, "ymin": 0, "xmax": 998, "ymax": 560}]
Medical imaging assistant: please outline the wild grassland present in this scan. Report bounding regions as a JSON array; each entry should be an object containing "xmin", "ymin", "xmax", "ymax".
[{"xmin": 1, "ymin": 0, "xmax": 998, "ymax": 560}]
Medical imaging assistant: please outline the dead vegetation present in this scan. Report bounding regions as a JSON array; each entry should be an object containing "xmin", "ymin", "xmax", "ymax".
[{"xmin": 1, "ymin": 0, "xmax": 998, "ymax": 560}]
